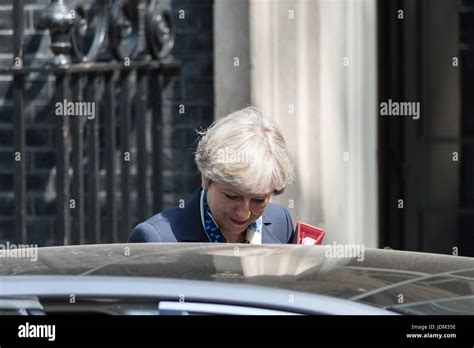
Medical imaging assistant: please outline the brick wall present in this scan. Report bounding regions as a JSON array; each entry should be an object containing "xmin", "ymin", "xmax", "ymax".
[{"xmin": 0, "ymin": 0, "xmax": 214, "ymax": 245}]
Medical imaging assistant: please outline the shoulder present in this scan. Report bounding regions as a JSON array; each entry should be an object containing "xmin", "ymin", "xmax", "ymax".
[
  {"xmin": 128, "ymin": 207, "xmax": 182, "ymax": 243},
  {"xmin": 263, "ymin": 202, "xmax": 294, "ymax": 243},
  {"xmin": 265, "ymin": 202, "xmax": 293, "ymax": 226}
]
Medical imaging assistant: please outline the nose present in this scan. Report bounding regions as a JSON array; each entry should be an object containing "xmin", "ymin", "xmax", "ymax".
[{"xmin": 235, "ymin": 199, "xmax": 251, "ymax": 220}]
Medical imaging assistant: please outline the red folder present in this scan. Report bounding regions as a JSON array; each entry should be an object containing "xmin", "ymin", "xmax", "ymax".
[{"xmin": 292, "ymin": 222, "xmax": 325, "ymax": 245}]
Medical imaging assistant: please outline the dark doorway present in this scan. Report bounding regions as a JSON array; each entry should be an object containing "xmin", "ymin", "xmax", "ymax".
[{"xmin": 378, "ymin": 0, "xmax": 473, "ymax": 256}]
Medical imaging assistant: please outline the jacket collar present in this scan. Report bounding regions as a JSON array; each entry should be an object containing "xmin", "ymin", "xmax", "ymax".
[{"xmin": 181, "ymin": 188, "xmax": 272, "ymax": 242}]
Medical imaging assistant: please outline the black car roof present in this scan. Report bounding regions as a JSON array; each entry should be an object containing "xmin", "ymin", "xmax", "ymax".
[{"xmin": 1, "ymin": 243, "xmax": 473, "ymax": 307}]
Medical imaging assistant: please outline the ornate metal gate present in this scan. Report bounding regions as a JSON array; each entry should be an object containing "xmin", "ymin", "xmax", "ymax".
[{"xmin": 1, "ymin": 0, "xmax": 179, "ymax": 245}]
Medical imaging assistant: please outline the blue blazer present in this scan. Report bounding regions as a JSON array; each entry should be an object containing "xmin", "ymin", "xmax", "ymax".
[{"xmin": 128, "ymin": 188, "xmax": 295, "ymax": 243}]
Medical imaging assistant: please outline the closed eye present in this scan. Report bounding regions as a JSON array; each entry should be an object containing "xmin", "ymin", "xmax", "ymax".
[
  {"xmin": 224, "ymin": 194, "xmax": 240, "ymax": 200},
  {"xmin": 253, "ymin": 198, "xmax": 266, "ymax": 203}
]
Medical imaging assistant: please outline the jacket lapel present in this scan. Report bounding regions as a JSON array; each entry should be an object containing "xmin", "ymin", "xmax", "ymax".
[
  {"xmin": 261, "ymin": 210, "xmax": 279, "ymax": 243},
  {"xmin": 180, "ymin": 189, "xmax": 209, "ymax": 242}
]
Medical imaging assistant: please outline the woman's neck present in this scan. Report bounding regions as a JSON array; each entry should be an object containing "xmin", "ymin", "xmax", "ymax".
[{"xmin": 221, "ymin": 229, "xmax": 245, "ymax": 243}]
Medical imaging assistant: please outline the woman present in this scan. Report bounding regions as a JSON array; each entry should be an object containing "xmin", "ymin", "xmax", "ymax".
[{"xmin": 128, "ymin": 107, "xmax": 296, "ymax": 244}]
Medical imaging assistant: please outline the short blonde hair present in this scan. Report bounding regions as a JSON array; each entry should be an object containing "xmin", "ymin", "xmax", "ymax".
[{"xmin": 194, "ymin": 107, "xmax": 295, "ymax": 195}]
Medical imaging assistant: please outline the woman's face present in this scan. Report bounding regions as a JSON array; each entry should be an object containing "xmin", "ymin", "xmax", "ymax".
[{"xmin": 204, "ymin": 181, "xmax": 271, "ymax": 236}]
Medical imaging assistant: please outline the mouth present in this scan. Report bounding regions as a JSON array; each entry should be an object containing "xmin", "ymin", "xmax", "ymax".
[{"xmin": 229, "ymin": 217, "xmax": 248, "ymax": 225}]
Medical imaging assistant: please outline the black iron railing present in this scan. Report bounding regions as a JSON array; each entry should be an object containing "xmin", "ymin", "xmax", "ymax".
[{"xmin": 3, "ymin": 0, "xmax": 179, "ymax": 245}]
